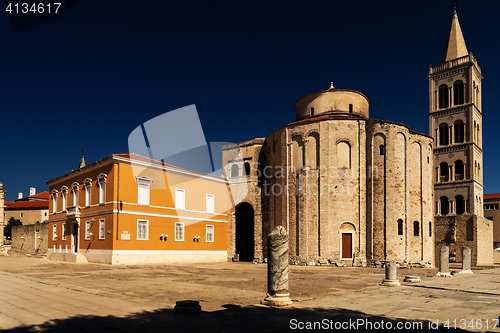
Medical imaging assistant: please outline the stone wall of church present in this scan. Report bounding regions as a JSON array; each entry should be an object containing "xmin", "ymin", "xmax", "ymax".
[
  {"xmin": 366, "ymin": 120, "xmax": 434, "ymax": 267},
  {"xmin": 261, "ymin": 118, "xmax": 367, "ymax": 266},
  {"xmin": 228, "ymin": 117, "xmax": 434, "ymax": 267}
]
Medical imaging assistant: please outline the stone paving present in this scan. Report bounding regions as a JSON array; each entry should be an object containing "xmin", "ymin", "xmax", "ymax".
[{"xmin": 0, "ymin": 255, "xmax": 499, "ymax": 332}]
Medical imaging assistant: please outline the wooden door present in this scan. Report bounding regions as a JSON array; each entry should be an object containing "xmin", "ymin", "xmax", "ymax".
[{"xmin": 342, "ymin": 233, "xmax": 352, "ymax": 259}]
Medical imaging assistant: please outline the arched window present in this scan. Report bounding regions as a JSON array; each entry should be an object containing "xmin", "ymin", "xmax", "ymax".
[
  {"xmin": 310, "ymin": 107, "xmax": 314, "ymax": 117},
  {"xmin": 439, "ymin": 123, "xmax": 449, "ymax": 146},
  {"xmin": 397, "ymin": 219, "xmax": 403, "ymax": 236},
  {"xmin": 453, "ymin": 80, "xmax": 465, "ymax": 105},
  {"xmin": 455, "ymin": 195, "xmax": 465, "ymax": 214},
  {"xmin": 413, "ymin": 221, "xmax": 420, "ymax": 237},
  {"xmin": 349, "ymin": 104, "xmax": 353, "ymax": 114},
  {"xmin": 243, "ymin": 162, "xmax": 251, "ymax": 177},
  {"xmin": 307, "ymin": 132, "xmax": 320, "ymax": 169},
  {"xmin": 337, "ymin": 141, "xmax": 351, "ymax": 169},
  {"xmin": 454, "ymin": 160, "xmax": 464, "ymax": 180},
  {"xmin": 429, "ymin": 222, "xmax": 432, "ymax": 237},
  {"xmin": 292, "ymin": 136, "xmax": 304, "ymax": 171},
  {"xmin": 439, "ymin": 84, "xmax": 449, "ymax": 109},
  {"xmin": 379, "ymin": 145, "xmax": 385, "ymax": 156},
  {"xmin": 454, "ymin": 120, "xmax": 464, "ymax": 143},
  {"xmin": 440, "ymin": 196, "xmax": 449, "ymax": 215},
  {"xmin": 439, "ymin": 162, "xmax": 449, "ymax": 182},
  {"xmin": 231, "ymin": 164, "xmax": 239, "ymax": 178}
]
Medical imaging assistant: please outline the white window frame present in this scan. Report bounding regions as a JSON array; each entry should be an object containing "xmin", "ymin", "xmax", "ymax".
[
  {"xmin": 137, "ymin": 219, "xmax": 149, "ymax": 240},
  {"xmin": 62, "ymin": 223, "xmax": 66, "ymax": 240},
  {"xmin": 73, "ymin": 189, "xmax": 78, "ymax": 207},
  {"xmin": 71, "ymin": 182, "xmax": 79, "ymax": 207},
  {"xmin": 206, "ymin": 225, "xmax": 214, "ymax": 242},
  {"xmin": 99, "ymin": 219, "xmax": 105, "ymax": 240},
  {"xmin": 85, "ymin": 220, "xmax": 91, "ymax": 240},
  {"xmin": 52, "ymin": 224, "xmax": 57, "ymax": 241},
  {"xmin": 206, "ymin": 194, "xmax": 215, "ymax": 214},
  {"xmin": 51, "ymin": 189, "xmax": 58, "ymax": 213},
  {"xmin": 175, "ymin": 222, "xmax": 184, "ymax": 241},
  {"xmin": 136, "ymin": 176, "xmax": 153, "ymax": 206},
  {"xmin": 99, "ymin": 182, "xmax": 106, "ymax": 204},
  {"xmin": 98, "ymin": 173, "xmax": 107, "ymax": 205},
  {"xmin": 62, "ymin": 191, "xmax": 67, "ymax": 211},
  {"xmin": 175, "ymin": 189, "xmax": 185, "ymax": 210}
]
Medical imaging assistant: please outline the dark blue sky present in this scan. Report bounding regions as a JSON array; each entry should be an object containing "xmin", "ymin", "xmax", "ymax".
[{"xmin": 1, "ymin": 0, "xmax": 499, "ymax": 201}]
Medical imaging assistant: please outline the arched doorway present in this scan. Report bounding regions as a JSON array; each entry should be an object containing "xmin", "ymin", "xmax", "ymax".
[
  {"xmin": 339, "ymin": 222, "xmax": 355, "ymax": 260},
  {"xmin": 235, "ymin": 203, "xmax": 254, "ymax": 262}
]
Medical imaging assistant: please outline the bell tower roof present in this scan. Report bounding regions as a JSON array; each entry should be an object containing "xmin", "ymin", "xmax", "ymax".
[
  {"xmin": 78, "ymin": 150, "xmax": 86, "ymax": 169},
  {"xmin": 441, "ymin": 6, "xmax": 468, "ymax": 63}
]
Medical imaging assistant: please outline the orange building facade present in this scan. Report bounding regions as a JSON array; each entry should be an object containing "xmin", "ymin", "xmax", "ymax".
[{"xmin": 47, "ymin": 153, "xmax": 228, "ymax": 264}]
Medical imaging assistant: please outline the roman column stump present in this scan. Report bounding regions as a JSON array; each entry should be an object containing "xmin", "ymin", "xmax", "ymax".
[
  {"xmin": 262, "ymin": 226, "xmax": 292, "ymax": 306},
  {"xmin": 437, "ymin": 245, "xmax": 452, "ymax": 277},
  {"xmin": 381, "ymin": 261, "xmax": 400, "ymax": 286},
  {"xmin": 457, "ymin": 246, "xmax": 474, "ymax": 274}
]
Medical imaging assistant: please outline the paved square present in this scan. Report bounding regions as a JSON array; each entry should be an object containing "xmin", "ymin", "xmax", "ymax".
[{"xmin": 0, "ymin": 256, "xmax": 499, "ymax": 332}]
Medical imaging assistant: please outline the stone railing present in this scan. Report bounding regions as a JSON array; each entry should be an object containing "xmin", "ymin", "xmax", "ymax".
[{"xmin": 430, "ymin": 54, "xmax": 480, "ymax": 74}]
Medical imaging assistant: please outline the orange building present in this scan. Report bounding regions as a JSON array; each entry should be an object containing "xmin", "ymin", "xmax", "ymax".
[{"xmin": 46, "ymin": 153, "xmax": 228, "ymax": 264}]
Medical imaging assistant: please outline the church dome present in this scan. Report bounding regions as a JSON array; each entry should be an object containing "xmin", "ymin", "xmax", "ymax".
[{"xmin": 294, "ymin": 85, "xmax": 370, "ymax": 121}]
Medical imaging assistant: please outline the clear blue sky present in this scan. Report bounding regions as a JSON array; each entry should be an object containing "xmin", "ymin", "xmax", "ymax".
[{"xmin": 1, "ymin": 0, "xmax": 499, "ymax": 201}]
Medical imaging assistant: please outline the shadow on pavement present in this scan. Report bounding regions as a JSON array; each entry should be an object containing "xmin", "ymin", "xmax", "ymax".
[{"xmin": 4, "ymin": 305, "xmax": 468, "ymax": 332}]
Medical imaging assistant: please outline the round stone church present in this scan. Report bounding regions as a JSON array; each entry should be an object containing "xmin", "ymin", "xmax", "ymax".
[{"xmin": 224, "ymin": 85, "xmax": 434, "ymax": 267}]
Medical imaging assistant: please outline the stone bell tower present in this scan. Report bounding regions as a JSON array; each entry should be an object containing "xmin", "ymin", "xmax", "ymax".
[
  {"xmin": 429, "ymin": 3, "xmax": 492, "ymax": 266},
  {"xmin": 428, "ymin": 5, "xmax": 483, "ymax": 217}
]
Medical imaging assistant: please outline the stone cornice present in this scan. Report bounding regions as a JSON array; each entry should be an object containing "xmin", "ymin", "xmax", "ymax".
[
  {"xmin": 434, "ymin": 142, "xmax": 482, "ymax": 155},
  {"xmin": 429, "ymin": 104, "xmax": 471, "ymax": 118}
]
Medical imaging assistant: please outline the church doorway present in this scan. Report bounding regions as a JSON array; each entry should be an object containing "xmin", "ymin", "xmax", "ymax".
[
  {"xmin": 339, "ymin": 222, "xmax": 355, "ymax": 260},
  {"xmin": 341, "ymin": 233, "xmax": 352, "ymax": 259},
  {"xmin": 235, "ymin": 203, "xmax": 254, "ymax": 262}
]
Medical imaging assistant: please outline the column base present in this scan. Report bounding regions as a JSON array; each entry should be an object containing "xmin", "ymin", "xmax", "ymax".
[
  {"xmin": 457, "ymin": 270, "xmax": 474, "ymax": 275},
  {"xmin": 381, "ymin": 279, "xmax": 400, "ymax": 287},
  {"xmin": 262, "ymin": 293, "xmax": 292, "ymax": 307}
]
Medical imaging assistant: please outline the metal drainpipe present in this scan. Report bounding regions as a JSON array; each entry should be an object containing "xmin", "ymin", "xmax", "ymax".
[{"xmin": 116, "ymin": 162, "xmax": 120, "ymax": 240}]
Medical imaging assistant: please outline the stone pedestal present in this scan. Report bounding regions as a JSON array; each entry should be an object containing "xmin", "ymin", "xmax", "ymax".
[
  {"xmin": 262, "ymin": 226, "xmax": 292, "ymax": 306},
  {"xmin": 403, "ymin": 276, "xmax": 421, "ymax": 283},
  {"xmin": 457, "ymin": 246, "xmax": 473, "ymax": 274},
  {"xmin": 381, "ymin": 261, "xmax": 400, "ymax": 287},
  {"xmin": 174, "ymin": 300, "xmax": 201, "ymax": 313},
  {"xmin": 437, "ymin": 245, "xmax": 452, "ymax": 277}
]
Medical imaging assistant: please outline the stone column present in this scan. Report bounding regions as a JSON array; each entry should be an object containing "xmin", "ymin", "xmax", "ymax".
[
  {"xmin": 0, "ymin": 183, "xmax": 5, "ymax": 247},
  {"xmin": 458, "ymin": 246, "xmax": 473, "ymax": 274},
  {"xmin": 262, "ymin": 226, "xmax": 292, "ymax": 306},
  {"xmin": 381, "ymin": 261, "xmax": 400, "ymax": 286},
  {"xmin": 437, "ymin": 246, "xmax": 452, "ymax": 277}
]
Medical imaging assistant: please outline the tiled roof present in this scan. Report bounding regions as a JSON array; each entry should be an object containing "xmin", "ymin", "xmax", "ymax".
[
  {"xmin": 484, "ymin": 193, "xmax": 500, "ymax": 200},
  {"xmin": 4, "ymin": 201, "xmax": 15, "ymax": 206},
  {"xmin": 115, "ymin": 153, "xmax": 224, "ymax": 179},
  {"xmin": 5, "ymin": 201, "xmax": 49, "ymax": 210},
  {"xmin": 29, "ymin": 191, "xmax": 50, "ymax": 200}
]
